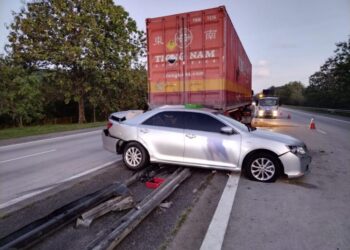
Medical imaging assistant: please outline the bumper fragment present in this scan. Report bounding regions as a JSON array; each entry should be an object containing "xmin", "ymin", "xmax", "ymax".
[{"xmin": 101, "ymin": 130, "xmax": 118, "ymax": 153}]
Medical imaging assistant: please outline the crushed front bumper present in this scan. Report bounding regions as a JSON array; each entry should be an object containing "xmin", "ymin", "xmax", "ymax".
[
  {"xmin": 279, "ymin": 152, "xmax": 312, "ymax": 178},
  {"xmin": 101, "ymin": 129, "xmax": 118, "ymax": 154}
]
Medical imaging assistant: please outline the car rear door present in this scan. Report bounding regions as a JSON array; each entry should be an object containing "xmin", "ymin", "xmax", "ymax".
[
  {"xmin": 138, "ymin": 111, "xmax": 185, "ymax": 163},
  {"xmin": 183, "ymin": 112, "xmax": 241, "ymax": 169}
]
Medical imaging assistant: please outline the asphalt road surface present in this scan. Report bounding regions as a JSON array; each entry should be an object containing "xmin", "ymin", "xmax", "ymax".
[
  {"xmin": 0, "ymin": 130, "xmax": 120, "ymax": 209},
  {"xmin": 222, "ymin": 107, "xmax": 350, "ymax": 250}
]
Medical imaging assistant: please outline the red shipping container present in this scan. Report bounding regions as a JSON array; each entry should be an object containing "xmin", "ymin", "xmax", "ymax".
[{"xmin": 146, "ymin": 6, "xmax": 252, "ymax": 111}]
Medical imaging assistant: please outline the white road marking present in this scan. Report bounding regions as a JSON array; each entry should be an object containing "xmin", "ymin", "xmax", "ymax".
[
  {"xmin": 200, "ymin": 173, "xmax": 240, "ymax": 250},
  {"xmin": 0, "ymin": 130, "xmax": 101, "ymax": 151},
  {"xmin": 0, "ymin": 149, "xmax": 57, "ymax": 164},
  {"xmin": 283, "ymin": 108, "xmax": 350, "ymax": 124},
  {"xmin": 0, "ymin": 188, "xmax": 52, "ymax": 210},
  {"xmin": 317, "ymin": 129, "xmax": 327, "ymax": 135},
  {"xmin": 0, "ymin": 159, "xmax": 121, "ymax": 210},
  {"xmin": 62, "ymin": 160, "xmax": 121, "ymax": 182}
]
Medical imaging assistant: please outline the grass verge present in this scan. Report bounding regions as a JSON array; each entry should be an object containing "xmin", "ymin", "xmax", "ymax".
[{"xmin": 0, "ymin": 122, "xmax": 106, "ymax": 140}]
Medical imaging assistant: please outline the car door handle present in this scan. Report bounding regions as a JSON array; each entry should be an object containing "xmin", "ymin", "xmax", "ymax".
[
  {"xmin": 186, "ymin": 134, "xmax": 196, "ymax": 139},
  {"xmin": 140, "ymin": 128, "xmax": 149, "ymax": 133}
]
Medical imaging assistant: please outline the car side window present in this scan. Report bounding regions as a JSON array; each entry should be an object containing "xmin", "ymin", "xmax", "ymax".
[
  {"xmin": 142, "ymin": 111, "xmax": 184, "ymax": 129},
  {"xmin": 185, "ymin": 112, "xmax": 226, "ymax": 133}
]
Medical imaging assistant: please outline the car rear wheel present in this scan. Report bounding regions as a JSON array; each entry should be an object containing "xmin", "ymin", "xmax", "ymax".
[
  {"xmin": 123, "ymin": 142, "xmax": 149, "ymax": 171},
  {"xmin": 245, "ymin": 152, "xmax": 280, "ymax": 182}
]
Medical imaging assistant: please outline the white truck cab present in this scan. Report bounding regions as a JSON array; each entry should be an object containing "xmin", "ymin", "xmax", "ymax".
[{"xmin": 256, "ymin": 97, "xmax": 279, "ymax": 118}]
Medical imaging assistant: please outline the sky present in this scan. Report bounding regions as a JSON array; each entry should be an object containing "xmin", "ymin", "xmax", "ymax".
[{"xmin": 0, "ymin": 0, "xmax": 349, "ymax": 93}]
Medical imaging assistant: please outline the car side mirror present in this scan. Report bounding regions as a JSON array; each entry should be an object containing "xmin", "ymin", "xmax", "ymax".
[{"xmin": 221, "ymin": 126, "xmax": 234, "ymax": 135}]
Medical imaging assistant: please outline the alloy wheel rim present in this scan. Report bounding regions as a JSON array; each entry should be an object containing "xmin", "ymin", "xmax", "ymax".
[
  {"xmin": 251, "ymin": 157, "xmax": 275, "ymax": 181},
  {"xmin": 125, "ymin": 147, "xmax": 142, "ymax": 167}
]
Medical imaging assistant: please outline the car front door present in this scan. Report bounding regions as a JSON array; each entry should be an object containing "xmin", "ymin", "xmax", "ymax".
[
  {"xmin": 183, "ymin": 112, "xmax": 241, "ymax": 169},
  {"xmin": 138, "ymin": 111, "xmax": 184, "ymax": 163}
]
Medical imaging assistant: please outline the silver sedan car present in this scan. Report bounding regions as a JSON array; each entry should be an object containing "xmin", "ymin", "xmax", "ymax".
[{"xmin": 102, "ymin": 106, "xmax": 311, "ymax": 182}]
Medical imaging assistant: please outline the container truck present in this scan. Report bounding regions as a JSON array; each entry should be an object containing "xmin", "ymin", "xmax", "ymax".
[{"xmin": 146, "ymin": 6, "xmax": 253, "ymax": 124}]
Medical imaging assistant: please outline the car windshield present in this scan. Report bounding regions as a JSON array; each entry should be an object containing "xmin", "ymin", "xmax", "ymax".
[
  {"xmin": 217, "ymin": 114, "xmax": 249, "ymax": 132},
  {"xmin": 259, "ymin": 99, "xmax": 278, "ymax": 106}
]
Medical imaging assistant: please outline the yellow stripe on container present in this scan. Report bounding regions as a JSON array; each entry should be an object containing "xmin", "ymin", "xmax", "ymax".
[{"xmin": 149, "ymin": 79, "xmax": 250, "ymax": 95}]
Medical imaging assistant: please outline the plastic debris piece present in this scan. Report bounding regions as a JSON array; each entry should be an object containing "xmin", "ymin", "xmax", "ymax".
[
  {"xmin": 145, "ymin": 177, "xmax": 165, "ymax": 189},
  {"xmin": 159, "ymin": 201, "xmax": 173, "ymax": 209}
]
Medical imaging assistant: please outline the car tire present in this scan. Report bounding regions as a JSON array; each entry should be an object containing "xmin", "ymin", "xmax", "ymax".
[
  {"xmin": 123, "ymin": 142, "xmax": 149, "ymax": 171},
  {"xmin": 244, "ymin": 152, "xmax": 280, "ymax": 182}
]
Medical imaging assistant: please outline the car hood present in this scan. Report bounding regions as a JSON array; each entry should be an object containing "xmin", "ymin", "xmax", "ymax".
[{"xmin": 250, "ymin": 128, "xmax": 303, "ymax": 146}]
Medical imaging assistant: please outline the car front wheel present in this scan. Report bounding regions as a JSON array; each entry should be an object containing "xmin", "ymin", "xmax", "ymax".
[
  {"xmin": 245, "ymin": 152, "xmax": 280, "ymax": 182},
  {"xmin": 123, "ymin": 142, "xmax": 148, "ymax": 171}
]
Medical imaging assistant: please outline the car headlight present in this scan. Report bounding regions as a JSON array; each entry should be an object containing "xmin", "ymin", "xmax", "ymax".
[
  {"xmin": 272, "ymin": 110, "xmax": 278, "ymax": 116},
  {"xmin": 288, "ymin": 145, "xmax": 306, "ymax": 155},
  {"xmin": 258, "ymin": 110, "xmax": 264, "ymax": 116}
]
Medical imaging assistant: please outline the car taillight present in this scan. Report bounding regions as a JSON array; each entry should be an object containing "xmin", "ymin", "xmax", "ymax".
[{"xmin": 107, "ymin": 121, "xmax": 113, "ymax": 129}]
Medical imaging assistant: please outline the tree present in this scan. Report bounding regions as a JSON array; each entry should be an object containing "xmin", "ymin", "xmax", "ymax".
[
  {"xmin": 305, "ymin": 38, "xmax": 350, "ymax": 108},
  {"xmin": 112, "ymin": 65, "xmax": 148, "ymax": 110},
  {"xmin": 6, "ymin": 0, "xmax": 145, "ymax": 123},
  {"xmin": 0, "ymin": 57, "xmax": 44, "ymax": 126},
  {"xmin": 268, "ymin": 81, "xmax": 305, "ymax": 105}
]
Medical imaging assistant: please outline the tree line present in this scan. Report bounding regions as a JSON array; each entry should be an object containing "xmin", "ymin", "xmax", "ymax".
[
  {"xmin": 0, "ymin": 0, "xmax": 147, "ymax": 127},
  {"xmin": 263, "ymin": 38, "xmax": 350, "ymax": 109}
]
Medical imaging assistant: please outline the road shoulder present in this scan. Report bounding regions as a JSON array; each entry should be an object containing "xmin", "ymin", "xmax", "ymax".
[
  {"xmin": 166, "ymin": 172, "xmax": 228, "ymax": 250},
  {"xmin": 0, "ymin": 126, "xmax": 104, "ymax": 147}
]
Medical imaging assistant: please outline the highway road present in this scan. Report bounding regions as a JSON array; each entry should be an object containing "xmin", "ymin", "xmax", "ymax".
[{"xmin": 0, "ymin": 130, "xmax": 121, "ymax": 209}]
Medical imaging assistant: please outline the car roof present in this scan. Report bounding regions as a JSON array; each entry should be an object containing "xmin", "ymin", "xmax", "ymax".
[
  {"xmin": 123, "ymin": 105, "xmax": 219, "ymax": 125},
  {"xmin": 153, "ymin": 105, "xmax": 218, "ymax": 113}
]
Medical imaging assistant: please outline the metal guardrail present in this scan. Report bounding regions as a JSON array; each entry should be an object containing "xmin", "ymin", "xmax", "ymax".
[
  {"xmin": 0, "ymin": 169, "xmax": 149, "ymax": 249},
  {"xmin": 0, "ymin": 166, "xmax": 192, "ymax": 250}
]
